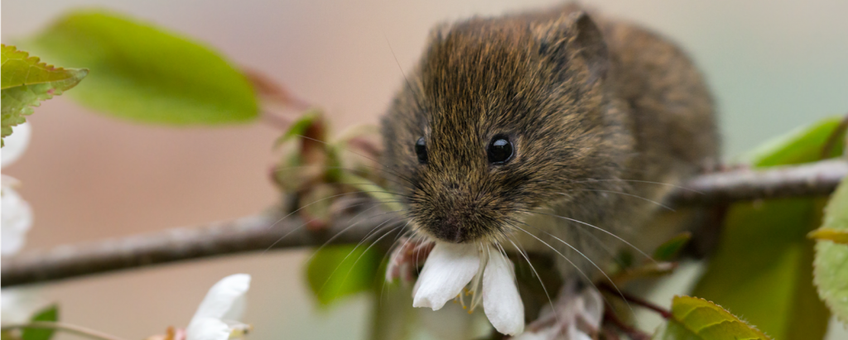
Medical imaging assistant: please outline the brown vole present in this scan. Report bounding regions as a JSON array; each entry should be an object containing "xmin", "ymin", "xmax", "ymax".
[{"xmin": 380, "ymin": 3, "xmax": 717, "ymax": 302}]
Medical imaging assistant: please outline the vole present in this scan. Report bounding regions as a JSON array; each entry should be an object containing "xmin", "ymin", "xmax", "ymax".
[{"xmin": 380, "ymin": 2, "xmax": 718, "ymax": 334}]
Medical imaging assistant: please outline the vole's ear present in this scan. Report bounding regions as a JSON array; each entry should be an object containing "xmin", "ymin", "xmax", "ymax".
[
  {"xmin": 426, "ymin": 22, "xmax": 452, "ymax": 44},
  {"xmin": 536, "ymin": 11, "xmax": 609, "ymax": 86}
]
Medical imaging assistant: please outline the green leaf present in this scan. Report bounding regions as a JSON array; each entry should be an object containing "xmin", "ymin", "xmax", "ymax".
[
  {"xmin": 274, "ymin": 111, "xmax": 322, "ymax": 147},
  {"xmin": 339, "ymin": 172, "xmax": 403, "ymax": 212},
  {"xmin": 21, "ymin": 304, "xmax": 58, "ymax": 340},
  {"xmin": 809, "ymin": 228, "xmax": 848, "ymax": 244},
  {"xmin": 305, "ymin": 244, "xmax": 381, "ymax": 307},
  {"xmin": 18, "ymin": 10, "xmax": 257, "ymax": 125},
  {"xmin": 653, "ymin": 232, "xmax": 691, "ymax": 262},
  {"xmin": 1, "ymin": 330, "xmax": 21, "ymax": 340},
  {"xmin": 813, "ymin": 177, "xmax": 848, "ymax": 323},
  {"xmin": 740, "ymin": 116, "xmax": 845, "ymax": 167},
  {"xmin": 368, "ymin": 259, "xmax": 416, "ymax": 340},
  {"xmin": 692, "ymin": 199, "xmax": 829, "ymax": 339},
  {"xmin": 691, "ymin": 118, "xmax": 840, "ymax": 339},
  {"xmin": 652, "ymin": 296, "xmax": 770, "ymax": 340},
  {"xmin": 1, "ymin": 45, "xmax": 87, "ymax": 146}
]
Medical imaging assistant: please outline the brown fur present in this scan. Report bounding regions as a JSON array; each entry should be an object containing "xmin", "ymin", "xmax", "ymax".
[{"xmin": 380, "ymin": 4, "xmax": 718, "ymax": 279}]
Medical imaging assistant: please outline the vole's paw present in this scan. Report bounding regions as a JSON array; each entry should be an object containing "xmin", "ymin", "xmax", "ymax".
[
  {"xmin": 513, "ymin": 281, "xmax": 603, "ymax": 340},
  {"xmin": 385, "ymin": 238, "xmax": 434, "ymax": 284}
]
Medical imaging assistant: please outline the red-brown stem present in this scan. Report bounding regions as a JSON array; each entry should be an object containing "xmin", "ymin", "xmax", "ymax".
[
  {"xmin": 599, "ymin": 283, "xmax": 672, "ymax": 319},
  {"xmin": 602, "ymin": 304, "xmax": 651, "ymax": 340}
]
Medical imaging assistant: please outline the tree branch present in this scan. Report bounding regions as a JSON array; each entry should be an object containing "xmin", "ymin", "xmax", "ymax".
[
  {"xmin": 668, "ymin": 159, "xmax": 848, "ymax": 206},
  {"xmin": 2, "ymin": 160, "xmax": 846, "ymax": 288},
  {"xmin": 1, "ymin": 321, "xmax": 128, "ymax": 340},
  {"xmin": 1, "ymin": 204, "xmax": 402, "ymax": 288}
]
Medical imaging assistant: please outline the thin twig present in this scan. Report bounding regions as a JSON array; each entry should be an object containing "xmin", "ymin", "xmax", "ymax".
[
  {"xmin": 602, "ymin": 304, "xmax": 651, "ymax": 340},
  {"xmin": 1, "ymin": 321, "xmax": 128, "ymax": 340},
  {"xmin": 1, "ymin": 160, "xmax": 846, "ymax": 288},
  {"xmin": 599, "ymin": 283, "xmax": 672, "ymax": 319}
]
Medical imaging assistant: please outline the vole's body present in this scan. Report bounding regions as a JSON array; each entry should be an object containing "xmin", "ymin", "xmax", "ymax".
[{"xmin": 381, "ymin": 4, "xmax": 717, "ymax": 284}]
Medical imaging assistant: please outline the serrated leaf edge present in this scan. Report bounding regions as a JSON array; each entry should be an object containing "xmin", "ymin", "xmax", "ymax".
[
  {"xmin": 1, "ymin": 44, "xmax": 88, "ymax": 90},
  {"xmin": 671, "ymin": 296, "xmax": 772, "ymax": 340}
]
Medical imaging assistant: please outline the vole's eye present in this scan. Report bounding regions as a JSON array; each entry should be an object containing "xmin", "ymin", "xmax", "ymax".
[
  {"xmin": 415, "ymin": 137, "xmax": 428, "ymax": 164},
  {"xmin": 487, "ymin": 134, "xmax": 514, "ymax": 165}
]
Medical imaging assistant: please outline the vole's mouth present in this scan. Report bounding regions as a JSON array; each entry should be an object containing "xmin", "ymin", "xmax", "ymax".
[
  {"xmin": 416, "ymin": 216, "xmax": 500, "ymax": 245},
  {"xmin": 428, "ymin": 220, "xmax": 470, "ymax": 243}
]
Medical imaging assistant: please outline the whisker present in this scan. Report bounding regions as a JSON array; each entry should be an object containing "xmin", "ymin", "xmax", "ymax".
[
  {"xmin": 505, "ymin": 236, "xmax": 561, "ymax": 328},
  {"xmin": 316, "ymin": 216, "xmax": 402, "ymax": 296},
  {"xmin": 273, "ymin": 164, "xmax": 413, "ymax": 191},
  {"xmin": 264, "ymin": 203, "xmax": 394, "ymax": 254},
  {"xmin": 379, "ymin": 223, "xmax": 414, "ymax": 306},
  {"xmin": 570, "ymin": 178, "xmax": 702, "ymax": 194},
  {"xmin": 517, "ymin": 208, "xmax": 626, "ymax": 269},
  {"xmin": 295, "ymin": 134, "xmax": 416, "ymax": 186},
  {"xmin": 264, "ymin": 190, "xmax": 391, "ymax": 231},
  {"xmin": 506, "ymin": 222, "xmax": 595, "ymax": 292},
  {"xmin": 336, "ymin": 224, "xmax": 405, "ymax": 294},
  {"xmin": 511, "ymin": 220, "xmax": 633, "ymax": 316},
  {"xmin": 303, "ymin": 208, "xmax": 406, "ymax": 262},
  {"xmin": 564, "ymin": 189, "xmax": 675, "ymax": 211},
  {"xmin": 384, "ymin": 36, "xmax": 428, "ymax": 126},
  {"xmin": 532, "ymin": 211, "xmax": 655, "ymax": 264}
]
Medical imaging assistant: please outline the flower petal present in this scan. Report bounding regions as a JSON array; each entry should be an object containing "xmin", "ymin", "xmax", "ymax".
[
  {"xmin": 579, "ymin": 287, "xmax": 603, "ymax": 329},
  {"xmin": 1, "ymin": 184, "xmax": 33, "ymax": 256},
  {"xmin": 567, "ymin": 327, "xmax": 593, "ymax": 340},
  {"xmin": 185, "ymin": 317, "xmax": 231, "ymax": 340},
  {"xmin": 510, "ymin": 326, "xmax": 558, "ymax": 340},
  {"xmin": 2, "ymin": 122, "xmax": 31, "ymax": 167},
  {"xmin": 482, "ymin": 248, "xmax": 524, "ymax": 335},
  {"xmin": 412, "ymin": 242, "xmax": 480, "ymax": 310},
  {"xmin": 189, "ymin": 274, "xmax": 251, "ymax": 324},
  {"xmin": 1, "ymin": 288, "xmax": 44, "ymax": 324}
]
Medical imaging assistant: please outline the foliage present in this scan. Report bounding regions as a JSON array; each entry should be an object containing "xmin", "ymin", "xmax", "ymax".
[
  {"xmin": 21, "ymin": 305, "xmax": 58, "ymax": 340},
  {"xmin": 740, "ymin": 117, "xmax": 845, "ymax": 165},
  {"xmin": 17, "ymin": 10, "xmax": 258, "ymax": 125},
  {"xmin": 5, "ymin": 5, "xmax": 848, "ymax": 340},
  {"xmin": 279, "ymin": 112, "xmax": 399, "ymax": 307},
  {"xmin": 1, "ymin": 45, "xmax": 86, "ymax": 146},
  {"xmin": 812, "ymin": 177, "xmax": 848, "ymax": 323},
  {"xmin": 653, "ymin": 232, "xmax": 692, "ymax": 262},
  {"xmin": 652, "ymin": 296, "xmax": 769, "ymax": 340},
  {"xmin": 810, "ymin": 228, "xmax": 848, "ymax": 244},
  {"xmin": 305, "ymin": 245, "xmax": 382, "ymax": 307},
  {"xmin": 691, "ymin": 117, "xmax": 846, "ymax": 339}
]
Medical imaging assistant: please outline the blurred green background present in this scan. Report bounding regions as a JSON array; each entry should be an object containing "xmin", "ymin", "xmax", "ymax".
[{"xmin": 2, "ymin": 0, "xmax": 846, "ymax": 339}]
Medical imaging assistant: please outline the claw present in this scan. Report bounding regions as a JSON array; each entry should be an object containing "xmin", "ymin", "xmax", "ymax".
[
  {"xmin": 385, "ymin": 238, "xmax": 434, "ymax": 284},
  {"xmin": 515, "ymin": 281, "xmax": 603, "ymax": 340}
]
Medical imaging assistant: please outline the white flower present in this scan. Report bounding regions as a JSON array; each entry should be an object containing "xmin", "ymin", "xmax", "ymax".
[
  {"xmin": 513, "ymin": 284, "xmax": 603, "ymax": 340},
  {"xmin": 2, "ymin": 179, "xmax": 33, "ymax": 256},
  {"xmin": 186, "ymin": 274, "xmax": 252, "ymax": 340},
  {"xmin": 1, "ymin": 288, "xmax": 44, "ymax": 324},
  {"xmin": 2, "ymin": 121, "xmax": 33, "ymax": 256},
  {"xmin": 412, "ymin": 243, "xmax": 525, "ymax": 335},
  {"xmin": 2, "ymin": 122, "xmax": 31, "ymax": 167},
  {"xmin": 1, "ymin": 123, "xmax": 38, "ymax": 331}
]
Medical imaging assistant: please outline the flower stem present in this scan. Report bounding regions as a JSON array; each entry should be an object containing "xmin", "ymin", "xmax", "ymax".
[
  {"xmin": 602, "ymin": 305, "xmax": 651, "ymax": 340},
  {"xmin": 598, "ymin": 283, "xmax": 672, "ymax": 319},
  {"xmin": 0, "ymin": 321, "xmax": 127, "ymax": 340}
]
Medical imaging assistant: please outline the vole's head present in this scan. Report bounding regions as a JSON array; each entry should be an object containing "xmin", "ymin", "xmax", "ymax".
[{"xmin": 381, "ymin": 11, "xmax": 627, "ymax": 244}]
